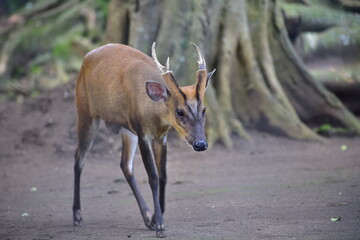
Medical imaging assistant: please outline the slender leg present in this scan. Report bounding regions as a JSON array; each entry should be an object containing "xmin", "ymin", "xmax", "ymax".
[
  {"xmin": 138, "ymin": 136, "xmax": 165, "ymax": 238},
  {"xmin": 153, "ymin": 137, "xmax": 167, "ymax": 214},
  {"xmin": 73, "ymin": 117, "xmax": 99, "ymax": 226},
  {"xmin": 120, "ymin": 128, "xmax": 153, "ymax": 229}
]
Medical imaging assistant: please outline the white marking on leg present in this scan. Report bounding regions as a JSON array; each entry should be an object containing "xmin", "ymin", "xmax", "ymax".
[
  {"xmin": 121, "ymin": 128, "xmax": 138, "ymax": 174},
  {"xmin": 78, "ymin": 118, "xmax": 99, "ymax": 169}
]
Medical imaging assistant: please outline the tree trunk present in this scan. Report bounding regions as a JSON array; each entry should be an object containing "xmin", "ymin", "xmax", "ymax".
[
  {"xmin": 105, "ymin": 0, "xmax": 360, "ymax": 147},
  {"xmin": 268, "ymin": 1, "xmax": 360, "ymax": 133}
]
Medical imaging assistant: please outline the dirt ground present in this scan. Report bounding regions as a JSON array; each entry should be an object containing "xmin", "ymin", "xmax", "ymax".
[{"xmin": 0, "ymin": 84, "xmax": 359, "ymax": 240}]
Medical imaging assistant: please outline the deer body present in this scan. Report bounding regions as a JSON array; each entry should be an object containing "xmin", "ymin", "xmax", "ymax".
[
  {"xmin": 73, "ymin": 43, "xmax": 215, "ymax": 238},
  {"xmin": 77, "ymin": 44, "xmax": 169, "ymax": 135}
]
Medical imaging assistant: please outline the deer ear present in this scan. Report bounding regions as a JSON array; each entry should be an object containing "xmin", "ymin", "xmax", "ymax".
[{"xmin": 146, "ymin": 81, "xmax": 169, "ymax": 102}]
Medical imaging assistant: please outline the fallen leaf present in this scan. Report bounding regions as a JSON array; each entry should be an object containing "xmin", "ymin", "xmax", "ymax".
[
  {"xmin": 114, "ymin": 178, "xmax": 126, "ymax": 183},
  {"xmin": 331, "ymin": 217, "xmax": 341, "ymax": 222}
]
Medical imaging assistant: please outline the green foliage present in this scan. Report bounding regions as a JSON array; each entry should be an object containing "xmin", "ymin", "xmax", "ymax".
[
  {"xmin": 30, "ymin": 90, "xmax": 40, "ymax": 98},
  {"xmin": 94, "ymin": 0, "xmax": 110, "ymax": 17},
  {"xmin": 315, "ymin": 124, "xmax": 332, "ymax": 132},
  {"xmin": 30, "ymin": 65, "xmax": 43, "ymax": 75},
  {"xmin": 52, "ymin": 38, "xmax": 72, "ymax": 59},
  {"xmin": 314, "ymin": 124, "xmax": 351, "ymax": 136}
]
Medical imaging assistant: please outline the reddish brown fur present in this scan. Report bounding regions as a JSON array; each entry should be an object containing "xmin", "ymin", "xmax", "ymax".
[
  {"xmin": 181, "ymin": 85, "xmax": 197, "ymax": 100},
  {"xmin": 76, "ymin": 44, "xmax": 172, "ymax": 137}
]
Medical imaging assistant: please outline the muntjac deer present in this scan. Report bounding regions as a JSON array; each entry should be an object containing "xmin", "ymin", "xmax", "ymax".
[{"xmin": 73, "ymin": 42, "xmax": 215, "ymax": 238}]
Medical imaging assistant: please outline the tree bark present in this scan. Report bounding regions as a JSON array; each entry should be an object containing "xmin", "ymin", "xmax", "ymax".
[
  {"xmin": 105, "ymin": 0, "xmax": 360, "ymax": 146},
  {"xmin": 269, "ymin": 1, "xmax": 360, "ymax": 134}
]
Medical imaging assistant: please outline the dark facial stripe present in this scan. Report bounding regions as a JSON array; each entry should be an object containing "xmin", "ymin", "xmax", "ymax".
[
  {"xmin": 178, "ymin": 88, "xmax": 187, "ymax": 102},
  {"xmin": 167, "ymin": 72, "xmax": 188, "ymax": 103},
  {"xmin": 185, "ymin": 103, "xmax": 196, "ymax": 119},
  {"xmin": 195, "ymin": 88, "xmax": 201, "ymax": 108},
  {"xmin": 169, "ymin": 73, "xmax": 179, "ymax": 87}
]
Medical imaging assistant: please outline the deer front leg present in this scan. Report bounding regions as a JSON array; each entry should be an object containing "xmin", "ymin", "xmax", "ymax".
[
  {"xmin": 153, "ymin": 137, "xmax": 167, "ymax": 214},
  {"xmin": 138, "ymin": 136, "xmax": 165, "ymax": 238}
]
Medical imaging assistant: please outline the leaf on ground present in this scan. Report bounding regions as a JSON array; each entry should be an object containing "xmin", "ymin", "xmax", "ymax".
[
  {"xmin": 30, "ymin": 187, "xmax": 37, "ymax": 192},
  {"xmin": 331, "ymin": 217, "xmax": 341, "ymax": 222},
  {"xmin": 114, "ymin": 178, "xmax": 126, "ymax": 183},
  {"xmin": 107, "ymin": 190, "xmax": 118, "ymax": 194},
  {"xmin": 340, "ymin": 145, "xmax": 347, "ymax": 151},
  {"xmin": 21, "ymin": 212, "xmax": 29, "ymax": 217}
]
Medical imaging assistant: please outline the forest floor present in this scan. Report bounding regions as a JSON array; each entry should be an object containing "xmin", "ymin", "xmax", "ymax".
[{"xmin": 0, "ymin": 83, "xmax": 359, "ymax": 240}]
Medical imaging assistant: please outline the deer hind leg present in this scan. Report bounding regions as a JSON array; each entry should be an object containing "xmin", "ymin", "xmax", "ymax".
[
  {"xmin": 73, "ymin": 115, "xmax": 99, "ymax": 226},
  {"xmin": 120, "ymin": 128, "xmax": 153, "ymax": 229}
]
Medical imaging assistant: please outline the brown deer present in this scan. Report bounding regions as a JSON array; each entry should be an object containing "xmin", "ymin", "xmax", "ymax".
[{"xmin": 73, "ymin": 42, "xmax": 215, "ymax": 238}]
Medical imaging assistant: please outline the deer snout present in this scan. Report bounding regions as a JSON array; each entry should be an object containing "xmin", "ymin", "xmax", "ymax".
[{"xmin": 192, "ymin": 140, "xmax": 208, "ymax": 151}]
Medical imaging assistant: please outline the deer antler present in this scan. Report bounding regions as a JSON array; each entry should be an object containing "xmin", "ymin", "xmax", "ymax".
[
  {"xmin": 151, "ymin": 42, "xmax": 170, "ymax": 73},
  {"xmin": 190, "ymin": 42, "xmax": 206, "ymax": 70}
]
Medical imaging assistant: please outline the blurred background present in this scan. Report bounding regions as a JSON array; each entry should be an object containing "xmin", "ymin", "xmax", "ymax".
[{"xmin": 1, "ymin": 0, "xmax": 360, "ymax": 147}]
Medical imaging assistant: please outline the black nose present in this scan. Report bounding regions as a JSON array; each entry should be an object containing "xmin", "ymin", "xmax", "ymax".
[{"xmin": 193, "ymin": 140, "xmax": 208, "ymax": 151}]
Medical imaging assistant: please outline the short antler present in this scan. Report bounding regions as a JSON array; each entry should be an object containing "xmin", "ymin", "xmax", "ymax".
[
  {"xmin": 151, "ymin": 42, "xmax": 182, "ymax": 97},
  {"xmin": 190, "ymin": 42, "xmax": 206, "ymax": 70},
  {"xmin": 151, "ymin": 42, "xmax": 170, "ymax": 73}
]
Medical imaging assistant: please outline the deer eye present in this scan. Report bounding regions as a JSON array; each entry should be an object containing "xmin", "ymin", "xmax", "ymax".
[
  {"xmin": 202, "ymin": 107, "xmax": 207, "ymax": 115},
  {"xmin": 176, "ymin": 108, "xmax": 184, "ymax": 117}
]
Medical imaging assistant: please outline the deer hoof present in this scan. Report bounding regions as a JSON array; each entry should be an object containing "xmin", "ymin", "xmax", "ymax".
[
  {"xmin": 144, "ymin": 211, "xmax": 156, "ymax": 230},
  {"xmin": 156, "ymin": 229, "xmax": 166, "ymax": 238},
  {"xmin": 73, "ymin": 210, "xmax": 83, "ymax": 226},
  {"xmin": 147, "ymin": 218, "xmax": 156, "ymax": 231}
]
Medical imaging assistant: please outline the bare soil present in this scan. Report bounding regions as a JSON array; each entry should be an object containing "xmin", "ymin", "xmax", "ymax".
[{"xmin": 0, "ymin": 84, "xmax": 359, "ymax": 240}]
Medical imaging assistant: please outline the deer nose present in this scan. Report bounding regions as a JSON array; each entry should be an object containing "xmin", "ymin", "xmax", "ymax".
[{"xmin": 193, "ymin": 140, "xmax": 208, "ymax": 151}]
